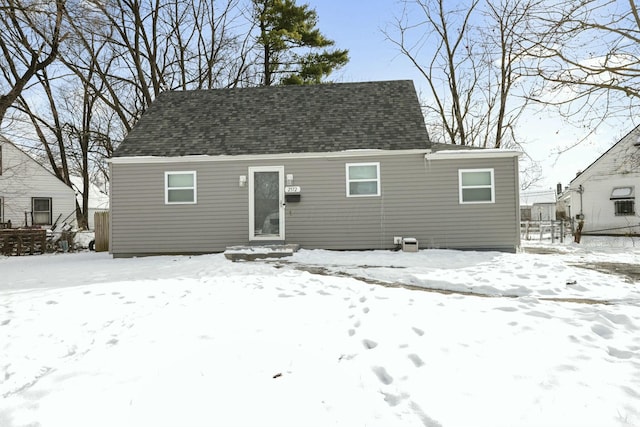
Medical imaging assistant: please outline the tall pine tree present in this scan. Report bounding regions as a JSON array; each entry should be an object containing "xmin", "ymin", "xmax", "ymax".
[{"xmin": 254, "ymin": 0, "xmax": 348, "ymax": 85}]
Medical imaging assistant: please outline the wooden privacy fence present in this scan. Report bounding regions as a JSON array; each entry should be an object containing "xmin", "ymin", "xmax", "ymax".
[
  {"xmin": 0, "ymin": 229, "xmax": 47, "ymax": 256},
  {"xmin": 94, "ymin": 211, "xmax": 109, "ymax": 252}
]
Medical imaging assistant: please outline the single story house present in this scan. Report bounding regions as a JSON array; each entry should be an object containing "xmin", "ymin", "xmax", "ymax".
[
  {"xmin": 520, "ymin": 190, "xmax": 557, "ymax": 221},
  {"xmin": 564, "ymin": 124, "xmax": 640, "ymax": 236},
  {"xmin": 0, "ymin": 136, "xmax": 77, "ymax": 229},
  {"xmin": 109, "ymin": 80, "xmax": 521, "ymax": 257}
]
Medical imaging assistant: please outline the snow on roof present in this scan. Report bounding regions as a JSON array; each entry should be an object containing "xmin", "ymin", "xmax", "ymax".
[
  {"xmin": 520, "ymin": 190, "xmax": 557, "ymax": 206},
  {"xmin": 70, "ymin": 176, "xmax": 109, "ymax": 209}
]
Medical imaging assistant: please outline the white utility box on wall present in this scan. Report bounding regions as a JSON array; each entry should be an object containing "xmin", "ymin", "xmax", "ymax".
[{"xmin": 402, "ymin": 237, "xmax": 418, "ymax": 252}]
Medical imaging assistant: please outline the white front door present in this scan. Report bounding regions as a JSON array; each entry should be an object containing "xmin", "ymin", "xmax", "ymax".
[{"xmin": 249, "ymin": 166, "xmax": 285, "ymax": 241}]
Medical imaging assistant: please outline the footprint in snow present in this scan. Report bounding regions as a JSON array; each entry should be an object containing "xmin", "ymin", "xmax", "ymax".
[
  {"xmin": 600, "ymin": 312, "xmax": 633, "ymax": 325},
  {"xmin": 372, "ymin": 366, "xmax": 393, "ymax": 385},
  {"xmin": 278, "ymin": 293, "xmax": 294, "ymax": 298},
  {"xmin": 554, "ymin": 364, "xmax": 578, "ymax": 372},
  {"xmin": 362, "ymin": 339, "xmax": 378, "ymax": 349},
  {"xmin": 607, "ymin": 346, "xmax": 634, "ymax": 359},
  {"xmin": 591, "ymin": 324, "xmax": 614, "ymax": 339},
  {"xmin": 525, "ymin": 310, "xmax": 552, "ymax": 319},
  {"xmin": 382, "ymin": 391, "xmax": 408, "ymax": 407},
  {"xmin": 494, "ymin": 306, "xmax": 518, "ymax": 312},
  {"xmin": 407, "ymin": 353, "xmax": 425, "ymax": 367},
  {"xmin": 412, "ymin": 326, "xmax": 424, "ymax": 336},
  {"xmin": 620, "ymin": 385, "xmax": 640, "ymax": 399}
]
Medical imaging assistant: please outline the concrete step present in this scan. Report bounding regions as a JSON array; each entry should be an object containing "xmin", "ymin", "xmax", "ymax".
[{"xmin": 224, "ymin": 244, "xmax": 300, "ymax": 261}]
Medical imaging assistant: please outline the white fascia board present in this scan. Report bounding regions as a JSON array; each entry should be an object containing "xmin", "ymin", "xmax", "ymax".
[
  {"xmin": 425, "ymin": 149, "xmax": 522, "ymax": 160},
  {"xmin": 108, "ymin": 149, "xmax": 431, "ymax": 164}
]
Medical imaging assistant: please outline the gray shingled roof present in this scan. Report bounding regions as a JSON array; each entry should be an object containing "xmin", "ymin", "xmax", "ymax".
[{"xmin": 113, "ymin": 80, "xmax": 431, "ymax": 157}]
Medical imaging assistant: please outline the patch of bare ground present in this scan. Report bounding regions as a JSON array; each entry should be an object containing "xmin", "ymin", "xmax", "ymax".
[
  {"xmin": 523, "ymin": 246, "xmax": 640, "ymax": 283},
  {"xmin": 273, "ymin": 263, "xmax": 612, "ymax": 305},
  {"xmin": 570, "ymin": 262, "xmax": 640, "ymax": 283},
  {"xmin": 522, "ymin": 246, "xmax": 565, "ymax": 255}
]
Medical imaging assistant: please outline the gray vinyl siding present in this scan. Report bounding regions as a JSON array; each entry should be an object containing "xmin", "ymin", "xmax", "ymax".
[{"xmin": 110, "ymin": 153, "xmax": 520, "ymax": 256}]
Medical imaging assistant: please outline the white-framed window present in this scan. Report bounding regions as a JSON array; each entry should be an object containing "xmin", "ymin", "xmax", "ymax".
[
  {"xmin": 32, "ymin": 197, "xmax": 52, "ymax": 225},
  {"xmin": 346, "ymin": 162, "xmax": 380, "ymax": 197},
  {"xmin": 165, "ymin": 171, "xmax": 197, "ymax": 204},
  {"xmin": 459, "ymin": 169, "xmax": 495, "ymax": 204}
]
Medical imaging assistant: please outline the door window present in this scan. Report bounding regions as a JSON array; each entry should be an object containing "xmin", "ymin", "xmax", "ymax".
[{"xmin": 250, "ymin": 167, "xmax": 284, "ymax": 240}]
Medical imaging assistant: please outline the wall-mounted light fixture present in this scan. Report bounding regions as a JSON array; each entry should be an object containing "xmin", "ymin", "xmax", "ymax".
[
  {"xmin": 286, "ymin": 174, "xmax": 294, "ymax": 186},
  {"xmin": 239, "ymin": 175, "xmax": 247, "ymax": 187}
]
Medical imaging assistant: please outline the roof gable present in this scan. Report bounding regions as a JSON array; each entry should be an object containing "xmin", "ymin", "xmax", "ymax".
[
  {"xmin": 571, "ymin": 124, "xmax": 640, "ymax": 184},
  {"xmin": 114, "ymin": 80, "xmax": 431, "ymax": 157},
  {"xmin": 0, "ymin": 136, "xmax": 68, "ymax": 185}
]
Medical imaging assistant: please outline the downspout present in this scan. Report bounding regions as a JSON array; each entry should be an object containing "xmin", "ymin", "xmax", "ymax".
[{"xmin": 578, "ymin": 185, "xmax": 584, "ymax": 219}]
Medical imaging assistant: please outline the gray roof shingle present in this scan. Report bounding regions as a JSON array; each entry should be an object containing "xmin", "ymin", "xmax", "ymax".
[{"xmin": 113, "ymin": 80, "xmax": 431, "ymax": 157}]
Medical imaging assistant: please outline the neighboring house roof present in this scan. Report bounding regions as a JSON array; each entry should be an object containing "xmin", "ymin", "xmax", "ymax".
[
  {"xmin": 520, "ymin": 190, "xmax": 557, "ymax": 206},
  {"xmin": 570, "ymin": 123, "xmax": 640, "ymax": 184},
  {"xmin": 113, "ymin": 80, "xmax": 431, "ymax": 158},
  {"xmin": 0, "ymin": 135, "xmax": 68, "ymax": 184}
]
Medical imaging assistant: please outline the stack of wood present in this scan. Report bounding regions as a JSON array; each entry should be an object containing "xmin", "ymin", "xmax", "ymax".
[{"xmin": 0, "ymin": 228, "xmax": 47, "ymax": 256}]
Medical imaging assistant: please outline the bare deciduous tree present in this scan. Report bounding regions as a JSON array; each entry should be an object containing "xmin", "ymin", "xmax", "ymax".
[
  {"xmin": 526, "ymin": 0, "xmax": 640, "ymax": 129},
  {"xmin": 67, "ymin": 0, "xmax": 251, "ymax": 123},
  {"xmin": 5, "ymin": 0, "xmax": 253, "ymax": 227},
  {"xmin": 385, "ymin": 0, "xmax": 538, "ymax": 150},
  {"xmin": 385, "ymin": 0, "xmax": 480, "ymax": 146},
  {"xmin": 0, "ymin": 0, "xmax": 66, "ymax": 123}
]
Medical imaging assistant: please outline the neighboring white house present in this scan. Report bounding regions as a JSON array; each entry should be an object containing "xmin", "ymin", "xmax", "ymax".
[
  {"xmin": 0, "ymin": 136, "xmax": 77, "ymax": 229},
  {"xmin": 70, "ymin": 176, "xmax": 109, "ymax": 230},
  {"xmin": 520, "ymin": 189, "xmax": 557, "ymax": 221},
  {"xmin": 564, "ymin": 124, "xmax": 640, "ymax": 236}
]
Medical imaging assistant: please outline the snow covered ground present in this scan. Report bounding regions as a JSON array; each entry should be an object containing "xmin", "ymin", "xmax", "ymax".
[{"xmin": 1, "ymin": 237, "xmax": 639, "ymax": 427}]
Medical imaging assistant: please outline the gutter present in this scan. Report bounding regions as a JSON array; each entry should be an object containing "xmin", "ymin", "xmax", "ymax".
[{"xmin": 424, "ymin": 149, "xmax": 522, "ymax": 160}]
